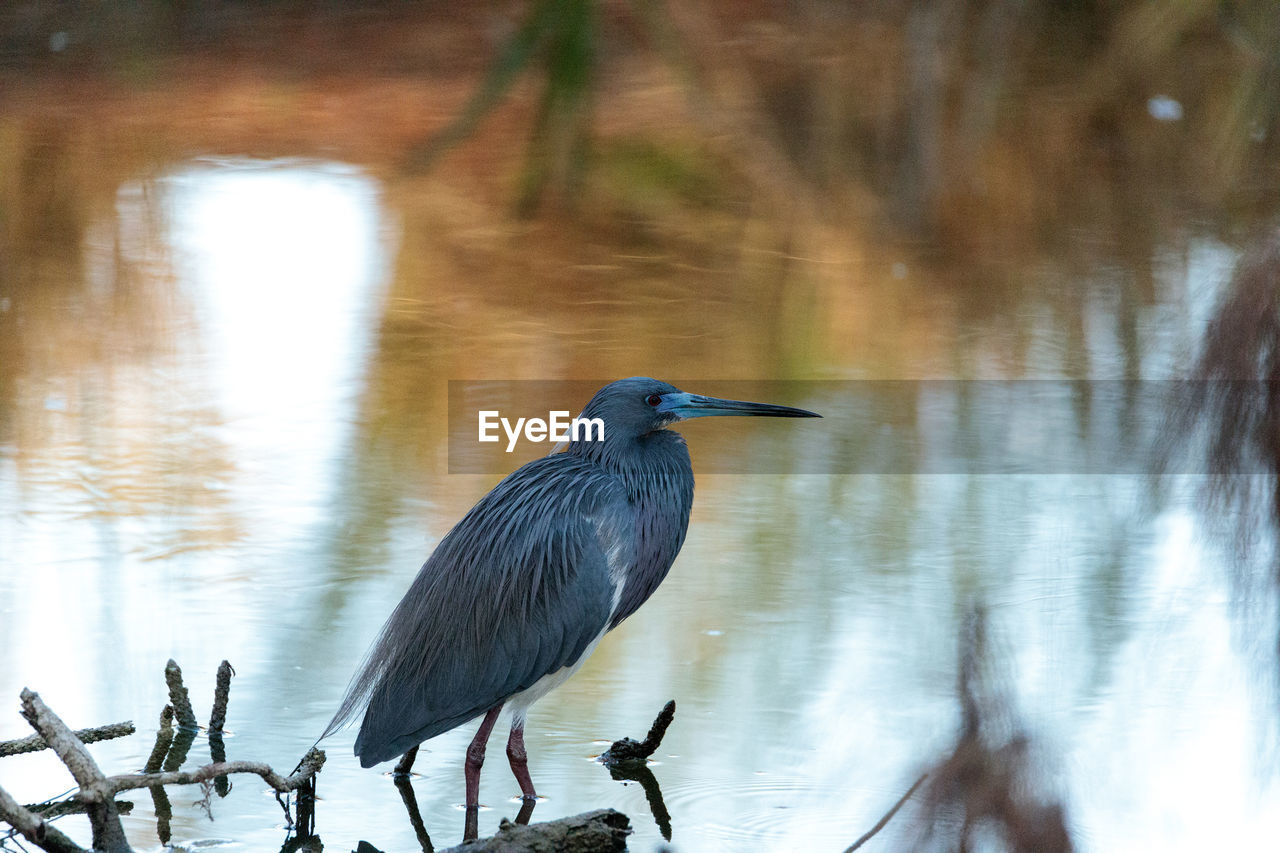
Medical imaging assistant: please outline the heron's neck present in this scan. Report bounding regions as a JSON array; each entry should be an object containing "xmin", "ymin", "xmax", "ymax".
[{"xmin": 569, "ymin": 429, "xmax": 691, "ymax": 489}]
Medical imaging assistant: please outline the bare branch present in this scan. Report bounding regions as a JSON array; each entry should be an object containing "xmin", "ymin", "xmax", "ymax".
[
  {"xmin": 163, "ymin": 659, "xmax": 199, "ymax": 731},
  {"xmin": 142, "ymin": 705, "xmax": 175, "ymax": 774},
  {"xmin": 104, "ymin": 747, "xmax": 325, "ymax": 795},
  {"xmin": 208, "ymin": 660, "xmax": 234, "ymax": 733},
  {"xmin": 21, "ymin": 798, "xmax": 133, "ymax": 821},
  {"xmin": 600, "ymin": 700, "xmax": 676, "ymax": 764},
  {"xmin": 0, "ymin": 722, "xmax": 135, "ymax": 759},
  {"xmin": 18, "ymin": 689, "xmax": 131, "ymax": 853},
  {"xmin": 8, "ymin": 667, "xmax": 322, "ymax": 853},
  {"xmin": 18, "ymin": 690, "xmax": 112, "ymax": 800},
  {"xmin": 0, "ymin": 783, "xmax": 87, "ymax": 853},
  {"xmin": 842, "ymin": 772, "xmax": 929, "ymax": 853}
]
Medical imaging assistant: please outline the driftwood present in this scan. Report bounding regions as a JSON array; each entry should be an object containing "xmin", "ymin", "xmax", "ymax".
[
  {"xmin": 106, "ymin": 748, "xmax": 324, "ymax": 794},
  {"xmin": 597, "ymin": 700, "xmax": 675, "ymax": 841},
  {"xmin": 438, "ymin": 809, "xmax": 630, "ymax": 853},
  {"xmin": 0, "ymin": 722, "xmax": 135, "ymax": 759},
  {"xmin": 2, "ymin": 676, "xmax": 674, "ymax": 853},
  {"xmin": 207, "ymin": 660, "xmax": 235, "ymax": 799},
  {"xmin": 16, "ymin": 688, "xmax": 132, "ymax": 853},
  {"xmin": 141, "ymin": 704, "xmax": 176, "ymax": 845},
  {"xmin": 393, "ymin": 743, "xmax": 420, "ymax": 776},
  {"xmin": 208, "ymin": 660, "xmax": 234, "ymax": 733},
  {"xmin": 0, "ymin": 785, "xmax": 84, "ymax": 853},
  {"xmin": 0, "ymin": 661, "xmax": 324, "ymax": 853},
  {"xmin": 599, "ymin": 700, "xmax": 675, "ymax": 765},
  {"xmin": 163, "ymin": 659, "xmax": 199, "ymax": 731},
  {"xmin": 21, "ymin": 799, "xmax": 133, "ymax": 821}
]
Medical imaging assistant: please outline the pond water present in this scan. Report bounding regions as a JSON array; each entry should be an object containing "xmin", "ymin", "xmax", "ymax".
[
  {"xmin": 3, "ymin": 18, "xmax": 1280, "ymax": 850},
  {"xmin": 0, "ymin": 155, "xmax": 1275, "ymax": 853}
]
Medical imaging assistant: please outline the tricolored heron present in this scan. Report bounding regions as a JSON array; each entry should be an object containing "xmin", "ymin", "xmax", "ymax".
[{"xmin": 323, "ymin": 377, "xmax": 819, "ymax": 810}]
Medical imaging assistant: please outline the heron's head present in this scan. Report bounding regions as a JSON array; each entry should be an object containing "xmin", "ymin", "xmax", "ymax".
[{"xmin": 579, "ymin": 377, "xmax": 820, "ymax": 442}]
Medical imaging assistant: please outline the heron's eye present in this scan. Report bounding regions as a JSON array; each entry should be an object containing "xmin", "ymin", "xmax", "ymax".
[{"xmin": 645, "ymin": 394, "xmax": 663, "ymax": 407}]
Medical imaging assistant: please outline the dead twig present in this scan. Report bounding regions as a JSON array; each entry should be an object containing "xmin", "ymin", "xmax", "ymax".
[
  {"xmin": 18, "ymin": 688, "xmax": 131, "ymax": 853},
  {"xmin": 6, "ymin": 663, "xmax": 325, "ymax": 853},
  {"xmin": 0, "ymin": 783, "xmax": 86, "ymax": 853},
  {"xmin": 105, "ymin": 747, "xmax": 326, "ymax": 795},
  {"xmin": 598, "ymin": 701, "xmax": 676, "ymax": 840},
  {"xmin": 21, "ymin": 799, "xmax": 133, "ymax": 820},
  {"xmin": 164, "ymin": 659, "xmax": 199, "ymax": 732},
  {"xmin": 842, "ymin": 772, "xmax": 929, "ymax": 852},
  {"xmin": 142, "ymin": 705, "xmax": 174, "ymax": 774},
  {"xmin": 0, "ymin": 722, "xmax": 135, "ymax": 759},
  {"xmin": 600, "ymin": 700, "xmax": 675, "ymax": 764},
  {"xmin": 208, "ymin": 660, "xmax": 234, "ymax": 734}
]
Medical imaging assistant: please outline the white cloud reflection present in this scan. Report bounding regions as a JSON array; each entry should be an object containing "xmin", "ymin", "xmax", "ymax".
[
  {"xmin": 164, "ymin": 159, "xmax": 390, "ymax": 532},
  {"xmin": 0, "ymin": 160, "xmax": 391, "ymax": 839}
]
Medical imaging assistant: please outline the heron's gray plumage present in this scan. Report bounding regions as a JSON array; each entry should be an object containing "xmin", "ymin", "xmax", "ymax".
[{"xmin": 323, "ymin": 376, "xmax": 817, "ymax": 772}]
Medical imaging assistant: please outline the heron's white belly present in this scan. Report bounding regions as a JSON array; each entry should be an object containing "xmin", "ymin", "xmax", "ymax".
[
  {"xmin": 506, "ymin": 629, "xmax": 607, "ymax": 725},
  {"xmin": 506, "ymin": 529, "xmax": 628, "ymax": 726}
]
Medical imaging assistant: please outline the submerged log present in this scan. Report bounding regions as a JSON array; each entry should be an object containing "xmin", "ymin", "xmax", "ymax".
[{"xmin": 438, "ymin": 809, "xmax": 630, "ymax": 853}]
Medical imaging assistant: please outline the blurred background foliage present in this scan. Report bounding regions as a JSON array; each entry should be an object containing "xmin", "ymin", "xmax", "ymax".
[
  {"xmin": 1, "ymin": 0, "xmax": 1278, "ymax": 407},
  {"xmin": 3, "ymin": 0, "xmax": 1278, "ymax": 257}
]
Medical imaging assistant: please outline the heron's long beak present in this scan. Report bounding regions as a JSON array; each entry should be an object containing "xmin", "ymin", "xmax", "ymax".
[{"xmin": 659, "ymin": 392, "xmax": 821, "ymax": 420}]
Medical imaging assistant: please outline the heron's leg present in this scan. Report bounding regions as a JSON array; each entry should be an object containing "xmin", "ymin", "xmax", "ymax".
[
  {"xmin": 506, "ymin": 723, "xmax": 537, "ymax": 801},
  {"xmin": 464, "ymin": 704, "xmax": 504, "ymax": 809},
  {"xmin": 393, "ymin": 744, "xmax": 419, "ymax": 778}
]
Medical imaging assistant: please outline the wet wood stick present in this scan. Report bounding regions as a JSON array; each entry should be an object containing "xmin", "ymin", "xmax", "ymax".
[
  {"xmin": 600, "ymin": 700, "xmax": 675, "ymax": 764},
  {"xmin": 0, "ymin": 783, "xmax": 86, "ymax": 853},
  {"xmin": 0, "ymin": 721, "xmax": 135, "ymax": 758},
  {"xmin": 164, "ymin": 660, "xmax": 199, "ymax": 731},
  {"xmin": 143, "ymin": 706, "xmax": 175, "ymax": 774},
  {"xmin": 209, "ymin": 660, "xmax": 234, "ymax": 733},
  {"xmin": 19, "ymin": 689, "xmax": 131, "ymax": 853}
]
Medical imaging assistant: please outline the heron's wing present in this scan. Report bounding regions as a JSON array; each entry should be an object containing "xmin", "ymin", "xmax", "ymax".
[{"xmin": 326, "ymin": 454, "xmax": 632, "ymax": 767}]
